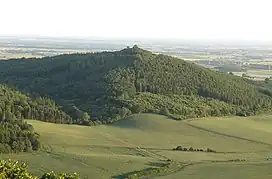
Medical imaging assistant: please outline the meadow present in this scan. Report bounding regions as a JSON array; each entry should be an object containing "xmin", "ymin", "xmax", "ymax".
[{"xmin": 2, "ymin": 114, "xmax": 272, "ymax": 178}]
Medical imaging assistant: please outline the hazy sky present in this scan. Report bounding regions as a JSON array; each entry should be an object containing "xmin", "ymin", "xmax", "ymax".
[{"xmin": 0, "ymin": 0, "xmax": 271, "ymax": 41}]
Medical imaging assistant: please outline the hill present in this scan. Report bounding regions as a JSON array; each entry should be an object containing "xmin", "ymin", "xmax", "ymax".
[
  {"xmin": 2, "ymin": 114, "xmax": 272, "ymax": 179},
  {"xmin": 0, "ymin": 45, "xmax": 272, "ymax": 124}
]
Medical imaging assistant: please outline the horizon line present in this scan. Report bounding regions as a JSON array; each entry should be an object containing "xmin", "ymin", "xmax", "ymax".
[{"xmin": 1, "ymin": 34, "xmax": 272, "ymax": 44}]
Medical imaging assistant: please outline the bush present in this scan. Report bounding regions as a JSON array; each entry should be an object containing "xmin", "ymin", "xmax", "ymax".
[
  {"xmin": 206, "ymin": 148, "xmax": 216, "ymax": 153},
  {"xmin": 0, "ymin": 160, "xmax": 35, "ymax": 179},
  {"xmin": 41, "ymin": 172, "xmax": 80, "ymax": 179},
  {"xmin": 124, "ymin": 162, "xmax": 172, "ymax": 179},
  {"xmin": 175, "ymin": 146, "xmax": 183, "ymax": 151},
  {"xmin": 0, "ymin": 160, "xmax": 80, "ymax": 179}
]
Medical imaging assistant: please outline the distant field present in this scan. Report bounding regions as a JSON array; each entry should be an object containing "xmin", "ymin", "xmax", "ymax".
[
  {"xmin": 248, "ymin": 59, "xmax": 272, "ymax": 65},
  {"xmin": 2, "ymin": 114, "xmax": 272, "ymax": 178},
  {"xmin": 0, "ymin": 47, "xmax": 92, "ymax": 60},
  {"xmin": 175, "ymin": 54, "xmax": 220, "ymax": 61},
  {"xmin": 234, "ymin": 70, "xmax": 272, "ymax": 80},
  {"xmin": 0, "ymin": 51, "xmax": 42, "ymax": 59}
]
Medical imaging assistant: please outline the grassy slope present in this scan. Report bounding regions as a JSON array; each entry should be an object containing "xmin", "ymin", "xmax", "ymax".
[
  {"xmin": 2, "ymin": 114, "xmax": 272, "ymax": 179},
  {"xmin": 187, "ymin": 115, "xmax": 272, "ymax": 145},
  {"xmin": 158, "ymin": 162, "xmax": 272, "ymax": 179}
]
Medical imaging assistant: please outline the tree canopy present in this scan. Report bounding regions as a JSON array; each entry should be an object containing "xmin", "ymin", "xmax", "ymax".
[
  {"xmin": 0, "ymin": 85, "xmax": 71, "ymax": 124},
  {"xmin": 0, "ymin": 46, "xmax": 271, "ymax": 124},
  {"xmin": 0, "ymin": 84, "xmax": 73, "ymax": 153}
]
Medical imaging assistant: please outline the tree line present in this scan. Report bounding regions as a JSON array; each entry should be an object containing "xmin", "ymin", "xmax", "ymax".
[{"xmin": 173, "ymin": 146, "xmax": 216, "ymax": 153}]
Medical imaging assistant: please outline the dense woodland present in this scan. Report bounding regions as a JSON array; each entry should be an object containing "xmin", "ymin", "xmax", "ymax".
[
  {"xmin": 0, "ymin": 85, "xmax": 71, "ymax": 124},
  {"xmin": 0, "ymin": 117, "xmax": 40, "ymax": 153},
  {"xmin": 0, "ymin": 46, "xmax": 272, "ymax": 125},
  {"xmin": 0, "ymin": 85, "xmax": 72, "ymax": 153}
]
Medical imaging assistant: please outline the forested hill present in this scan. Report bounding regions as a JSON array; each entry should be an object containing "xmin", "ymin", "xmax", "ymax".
[
  {"xmin": 0, "ymin": 84, "xmax": 72, "ymax": 153},
  {"xmin": 0, "ymin": 45, "xmax": 271, "ymax": 124},
  {"xmin": 0, "ymin": 85, "xmax": 71, "ymax": 124}
]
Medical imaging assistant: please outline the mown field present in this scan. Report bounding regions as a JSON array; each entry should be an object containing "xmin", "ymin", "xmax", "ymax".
[{"xmin": 2, "ymin": 114, "xmax": 272, "ymax": 179}]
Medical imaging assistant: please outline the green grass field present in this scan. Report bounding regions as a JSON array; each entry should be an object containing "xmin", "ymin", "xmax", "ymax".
[{"xmin": 2, "ymin": 114, "xmax": 272, "ymax": 178}]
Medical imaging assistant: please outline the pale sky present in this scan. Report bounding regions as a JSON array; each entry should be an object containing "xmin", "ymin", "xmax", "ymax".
[{"xmin": 0, "ymin": 0, "xmax": 271, "ymax": 41}]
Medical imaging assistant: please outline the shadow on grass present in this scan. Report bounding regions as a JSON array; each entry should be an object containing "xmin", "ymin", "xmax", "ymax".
[
  {"xmin": 110, "ymin": 113, "xmax": 178, "ymax": 130},
  {"xmin": 146, "ymin": 161, "xmax": 168, "ymax": 167},
  {"xmin": 112, "ymin": 167, "xmax": 155, "ymax": 179},
  {"xmin": 112, "ymin": 161, "xmax": 170, "ymax": 179}
]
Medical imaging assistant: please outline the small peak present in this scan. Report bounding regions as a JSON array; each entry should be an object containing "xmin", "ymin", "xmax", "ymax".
[
  {"xmin": 120, "ymin": 45, "xmax": 142, "ymax": 54},
  {"xmin": 119, "ymin": 45, "xmax": 151, "ymax": 56},
  {"xmin": 132, "ymin": 45, "xmax": 139, "ymax": 49}
]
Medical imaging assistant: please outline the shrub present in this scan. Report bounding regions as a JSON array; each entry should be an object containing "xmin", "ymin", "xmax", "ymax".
[
  {"xmin": 207, "ymin": 148, "xmax": 216, "ymax": 153},
  {"xmin": 175, "ymin": 146, "xmax": 183, "ymax": 151},
  {"xmin": 124, "ymin": 162, "xmax": 172, "ymax": 179},
  {"xmin": 40, "ymin": 172, "xmax": 80, "ymax": 179},
  {"xmin": 0, "ymin": 160, "xmax": 80, "ymax": 179},
  {"xmin": 0, "ymin": 160, "xmax": 35, "ymax": 179}
]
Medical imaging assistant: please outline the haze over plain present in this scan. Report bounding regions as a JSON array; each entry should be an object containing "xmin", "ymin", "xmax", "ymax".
[{"xmin": 0, "ymin": 0, "xmax": 272, "ymax": 41}]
